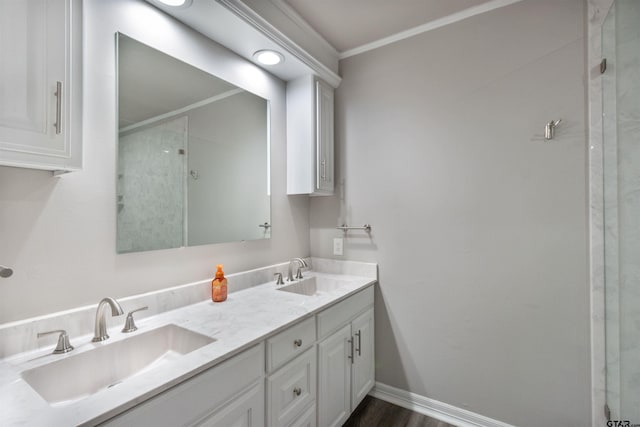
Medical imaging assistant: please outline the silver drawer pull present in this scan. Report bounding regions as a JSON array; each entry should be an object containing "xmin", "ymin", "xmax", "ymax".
[
  {"xmin": 294, "ymin": 339, "xmax": 302, "ymax": 347},
  {"xmin": 355, "ymin": 330, "xmax": 362, "ymax": 356},
  {"xmin": 293, "ymin": 387, "xmax": 302, "ymax": 396},
  {"xmin": 348, "ymin": 338, "xmax": 354, "ymax": 363},
  {"xmin": 54, "ymin": 81, "xmax": 62, "ymax": 134}
]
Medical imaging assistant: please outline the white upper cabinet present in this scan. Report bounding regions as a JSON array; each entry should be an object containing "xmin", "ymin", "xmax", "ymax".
[
  {"xmin": 0, "ymin": 0, "xmax": 82, "ymax": 173},
  {"xmin": 287, "ymin": 75, "xmax": 334, "ymax": 196}
]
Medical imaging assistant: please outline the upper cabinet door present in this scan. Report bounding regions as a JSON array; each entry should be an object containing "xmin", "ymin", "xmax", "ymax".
[
  {"xmin": 287, "ymin": 75, "xmax": 335, "ymax": 196},
  {"xmin": 315, "ymin": 78, "xmax": 334, "ymax": 194},
  {"xmin": 0, "ymin": 0, "xmax": 82, "ymax": 173}
]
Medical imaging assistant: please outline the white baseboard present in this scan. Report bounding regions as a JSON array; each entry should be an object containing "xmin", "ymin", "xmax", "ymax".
[{"xmin": 369, "ymin": 382, "xmax": 516, "ymax": 427}]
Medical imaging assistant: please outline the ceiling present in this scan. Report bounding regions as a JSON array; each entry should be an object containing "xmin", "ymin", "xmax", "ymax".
[{"xmin": 283, "ymin": 0, "xmax": 496, "ymax": 53}]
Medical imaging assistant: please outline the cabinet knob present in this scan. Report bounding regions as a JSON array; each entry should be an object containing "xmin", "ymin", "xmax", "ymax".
[
  {"xmin": 294, "ymin": 338, "xmax": 302, "ymax": 347},
  {"xmin": 293, "ymin": 387, "xmax": 302, "ymax": 396}
]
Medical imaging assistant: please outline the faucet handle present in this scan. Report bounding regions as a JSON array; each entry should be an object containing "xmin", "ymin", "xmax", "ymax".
[
  {"xmin": 121, "ymin": 306, "xmax": 148, "ymax": 333},
  {"xmin": 37, "ymin": 329, "xmax": 74, "ymax": 354},
  {"xmin": 274, "ymin": 272, "xmax": 284, "ymax": 285},
  {"xmin": 295, "ymin": 267, "xmax": 304, "ymax": 280}
]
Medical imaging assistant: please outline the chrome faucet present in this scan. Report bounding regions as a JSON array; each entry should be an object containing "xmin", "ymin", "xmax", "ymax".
[
  {"xmin": 287, "ymin": 258, "xmax": 308, "ymax": 281},
  {"xmin": 92, "ymin": 297, "xmax": 124, "ymax": 342}
]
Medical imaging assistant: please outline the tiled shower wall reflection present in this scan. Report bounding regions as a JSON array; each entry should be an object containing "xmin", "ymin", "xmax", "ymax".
[
  {"xmin": 603, "ymin": 0, "xmax": 640, "ymax": 421},
  {"xmin": 117, "ymin": 117, "xmax": 187, "ymax": 253}
]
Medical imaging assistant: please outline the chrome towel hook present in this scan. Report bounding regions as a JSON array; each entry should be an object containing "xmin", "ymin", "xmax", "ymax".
[{"xmin": 545, "ymin": 119, "xmax": 562, "ymax": 140}]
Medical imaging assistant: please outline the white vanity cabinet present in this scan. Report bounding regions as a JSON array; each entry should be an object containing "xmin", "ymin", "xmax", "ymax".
[
  {"xmin": 287, "ymin": 75, "xmax": 334, "ymax": 196},
  {"xmin": 100, "ymin": 344, "xmax": 265, "ymax": 427},
  {"xmin": 317, "ymin": 288, "xmax": 375, "ymax": 427},
  {"xmin": 0, "ymin": 0, "xmax": 82, "ymax": 173},
  {"xmin": 99, "ymin": 285, "xmax": 375, "ymax": 427},
  {"xmin": 266, "ymin": 316, "xmax": 317, "ymax": 427}
]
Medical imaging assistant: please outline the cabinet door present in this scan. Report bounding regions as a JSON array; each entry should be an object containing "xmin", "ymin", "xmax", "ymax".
[
  {"xmin": 315, "ymin": 79, "xmax": 334, "ymax": 194},
  {"xmin": 317, "ymin": 324, "xmax": 351, "ymax": 427},
  {"xmin": 196, "ymin": 382, "xmax": 264, "ymax": 427},
  {"xmin": 351, "ymin": 308, "xmax": 375, "ymax": 409},
  {"xmin": 0, "ymin": 0, "xmax": 81, "ymax": 171}
]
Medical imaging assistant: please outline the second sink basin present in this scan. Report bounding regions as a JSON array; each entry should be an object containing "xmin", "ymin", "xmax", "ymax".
[
  {"xmin": 278, "ymin": 276, "xmax": 349, "ymax": 296},
  {"xmin": 22, "ymin": 324, "xmax": 215, "ymax": 405}
]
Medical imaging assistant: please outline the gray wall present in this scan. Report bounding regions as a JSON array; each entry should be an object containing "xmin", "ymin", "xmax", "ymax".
[
  {"xmin": 309, "ymin": 0, "xmax": 590, "ymax": 425},
  {"xmin": 0, "ymin": 0, "xmax": 309, "ymax": 323}
]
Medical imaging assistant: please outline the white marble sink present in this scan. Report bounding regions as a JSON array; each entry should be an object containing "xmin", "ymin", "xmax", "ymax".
[
  {"xmin": 277, "ymin": 276, "xmax": 350, "ymax": 296},
  {"xmin": 21, "ymin": 324, "xmax": 215, "ymax": 406}
]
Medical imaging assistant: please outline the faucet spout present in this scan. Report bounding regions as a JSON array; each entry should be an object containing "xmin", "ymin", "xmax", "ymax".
[
  {"xmin": 92, "ymin": 297, "xmax": 124, "ymax": 342},
  {"xmin": 287, "ymin": 258, "xmax": 308, "ymax": 282}
]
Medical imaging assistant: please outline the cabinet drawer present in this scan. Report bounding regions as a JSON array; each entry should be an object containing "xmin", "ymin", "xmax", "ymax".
[
  {"xmin": 289, "ymin": 403, "xmax": 316, "ymax": 427},
  {"xmin": 266, "ymin": 316, "xmax": 316, "ymax": 372},
  {"xmin": 317, "ymin": 286, "xmax": 373, "ymax": 340},
  {"xmin": 101, "ymin": 343, "xmax": 264, "ymax": 426},
  {"xmin": 267, "ymin": 347, "xmax": 316, "ymax": 427}
]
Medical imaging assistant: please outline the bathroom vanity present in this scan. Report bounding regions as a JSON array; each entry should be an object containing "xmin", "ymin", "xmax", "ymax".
[{"xmin": 0, "ymin": 259, "xmax": 376, "ymax": 426}]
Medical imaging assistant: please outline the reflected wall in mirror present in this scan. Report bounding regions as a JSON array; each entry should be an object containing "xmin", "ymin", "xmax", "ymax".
[{"xmin": 116, "ymin": 33, "xmax": 271, "ymax": 254}]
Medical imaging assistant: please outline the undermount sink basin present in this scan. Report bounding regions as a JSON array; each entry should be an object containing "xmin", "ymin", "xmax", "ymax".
[
  {"xmin": 21, "ymin": 324, "xmax": 215, "ymax": 405},
  {"xmin": 278, "ymin": 276, "xmax": 349, "ymax": 296}
]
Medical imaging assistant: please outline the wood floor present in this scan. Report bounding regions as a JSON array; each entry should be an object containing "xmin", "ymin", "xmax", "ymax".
[{"xmin": 342, "ymin": 396, "xmax": 457, "ymax": 427}]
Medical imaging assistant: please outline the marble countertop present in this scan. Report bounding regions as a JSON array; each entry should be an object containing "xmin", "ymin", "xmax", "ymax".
[{"xmin": 0, "ymin": 267, "xmax": 376, "ymax": 426}]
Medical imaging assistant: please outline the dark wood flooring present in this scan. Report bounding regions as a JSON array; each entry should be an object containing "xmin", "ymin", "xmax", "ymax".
[{"xmin": 342, "ymin": 396, "xmax": 457, "ymax": 427}]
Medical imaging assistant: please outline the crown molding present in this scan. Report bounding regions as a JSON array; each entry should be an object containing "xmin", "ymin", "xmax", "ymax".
[
  {"xmin": 340, "ymin": 0, "xmax": 525, "ymax": 59},
  {"xmin": 217, "ymin": 0, "xmax": 342, "ymax": 88},
  {"xmin": 269, "ymin": 0, "xmax": 339, "ymax": 56}
]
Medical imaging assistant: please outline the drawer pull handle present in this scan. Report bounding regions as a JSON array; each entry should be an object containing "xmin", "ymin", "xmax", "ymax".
[
  {"xmin": 54, "ymin": 81, "xmax": 63, "ymax": 135},
  {"xmin": 294, "ymin": 339, "xmax": 302, "ymax": 347},
  {"xmin": 293, "ymin": 387, "xmax": 302, "ymax": 396},
  {"xmin": 356, "ymin": 330, "xmax": 362, "ymax": 356},
  {"xmin": 348, "ymin": 338, "xmax": 354, "ymax": 363}
]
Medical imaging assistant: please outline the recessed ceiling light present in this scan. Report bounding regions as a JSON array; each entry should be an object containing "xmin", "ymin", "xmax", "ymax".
[
  {"xmin": 153, "ymin": 0, "xmax": 192, "ymax": 7},
  {"xmin": 253, "ymin": 50, "xmax": 284, "ymax": 66}
]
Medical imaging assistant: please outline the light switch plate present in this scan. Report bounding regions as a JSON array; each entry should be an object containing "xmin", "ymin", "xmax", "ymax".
[{"xmin": 333, "ymin": 237, "xmax": 343, "ymax": 256}]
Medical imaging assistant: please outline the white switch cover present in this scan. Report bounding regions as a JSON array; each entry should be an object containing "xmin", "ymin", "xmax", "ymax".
[{"xmin": 333, "ymin": 237, "xmax": 344, "ymax": 256}]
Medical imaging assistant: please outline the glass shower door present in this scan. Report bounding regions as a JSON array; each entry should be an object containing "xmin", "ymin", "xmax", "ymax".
[
  {"xmin": 603, "ymin": 0, "xmax": 640, "ymax": 422},
  {"xmin": 116, "ymin": 116, "xmax": 188, "ymax": 253}
]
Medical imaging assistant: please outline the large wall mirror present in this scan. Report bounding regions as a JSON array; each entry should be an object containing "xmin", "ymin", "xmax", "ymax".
[{"xmin": 116, "ymin": 33, "xmax": 271, "ymax": 253}]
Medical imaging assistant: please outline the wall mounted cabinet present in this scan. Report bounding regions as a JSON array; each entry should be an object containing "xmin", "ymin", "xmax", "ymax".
[
  {"xmin": 287, "ymin": 75, "xmax": 334, "ymax": 196},
  {"xmin": 0, "ymin": 0, "xmax": 82, "ymax": 174}
]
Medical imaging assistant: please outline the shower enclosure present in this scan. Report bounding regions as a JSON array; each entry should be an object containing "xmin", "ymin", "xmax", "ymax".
[{"xmin": 602, "ymin": 0, "xmax": 640, "ymax": 422}]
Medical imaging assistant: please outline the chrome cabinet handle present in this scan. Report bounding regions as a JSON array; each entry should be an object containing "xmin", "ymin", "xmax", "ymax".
[
  {"xmin": 37, "ymin": 329, "xmax": 74, "ymax": 354},
  {"xmin": 355, "ymin": 330, "xmax": 362, "ymax": 356},
  {"xmin": 54, "ymin": 81, "xmax": 62, "ymax": 134},
  {"xmin": 294, "ymin": 338, "xmax": 302, "ymax": 347},
  {"xmin": 122, "ymin": 306, "xmax": 148, "ymax": 333},
  {"xmin": 293, "ymin": 387, "xmax": 302, "ymax": 396},
  {"xmin": 348, "ymin": 337, "xmax": 354, "ymax": 363},
  {"xmin": 321, "ymin": 159, "xmax": 326, "ymax": 180}
]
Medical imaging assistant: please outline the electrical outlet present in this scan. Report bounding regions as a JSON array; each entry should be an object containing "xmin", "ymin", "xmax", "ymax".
[{"xmin": 333, "ymin": 237, "xmax": 344, "ymax": 256}]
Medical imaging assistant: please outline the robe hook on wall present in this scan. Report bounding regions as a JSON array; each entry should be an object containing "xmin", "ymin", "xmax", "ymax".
[
  {"xmin": 0, "ymin": 265, "xmax": 13, "ymax": 278},
  {"xmin": 545, "ymin": 119, "xmax": 562, "ymax": 140}
]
